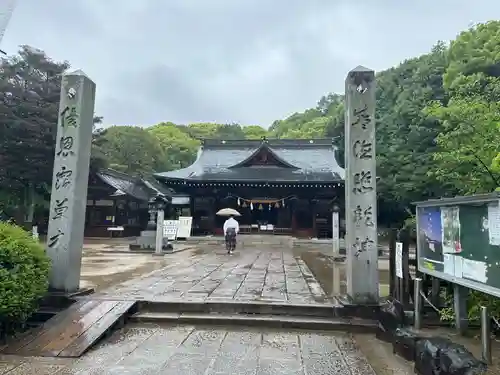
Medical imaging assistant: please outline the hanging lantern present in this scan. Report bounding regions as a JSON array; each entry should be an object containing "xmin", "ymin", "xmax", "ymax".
[
  {"xmin": 275, "ymin": 202, "xmax": 280, "ymax": 208},
  {"xmin": 250, "ymin": 202, "xmax": 254, "ymax": 210},
  {"xmin": 258, "ymin": 204, "xmax": 263, "ymax": 210},
  {"xmin": 237, "ymin": 198, "xmax": 241, "ymax": 206},
  {"xmin": 282, "ymin": 199, "xmax": 285, "ymax": 208},
  {"xmin": 268, "ymin": 204, "xmax": 271, "ymax": 210},
  {"xmin": 242, "ymin": 201, "xmax": 247, "ymax": 208}
]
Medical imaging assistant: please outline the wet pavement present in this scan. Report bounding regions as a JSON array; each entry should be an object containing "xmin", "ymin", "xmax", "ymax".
[
  {"xmin": 79, "ymin": 242, "xmax": 192, "ymax": 291},
  {"xmin": 0, "ymin": 324, "xmax": 381, "ymax": 374},
  {"xmin": 0, "ymin": 239, "xmax": 417, "ymax": 374},
  {"xmin": 96, "ymin": 248, "xmax": 330, "ymax": 304}
]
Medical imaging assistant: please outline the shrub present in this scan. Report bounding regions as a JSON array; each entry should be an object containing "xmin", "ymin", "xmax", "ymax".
[
  {"xmin": 440, "ymin": 289, "xmax": 500, "ymax": 327},
  {"xmin": 0, "ymin": 222, "xmax": 50, "ymax": 325}
]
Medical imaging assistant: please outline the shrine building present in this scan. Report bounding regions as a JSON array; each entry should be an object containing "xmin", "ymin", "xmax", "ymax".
[
  {"xmin": 83, "ymin": 169, "xmax": 188, "ymax": 237},
  {"xmin": 154, "ymin": 138, "xmax": 345, "ymax": 238}
]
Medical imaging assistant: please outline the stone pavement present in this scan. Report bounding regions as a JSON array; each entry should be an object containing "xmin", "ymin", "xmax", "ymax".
[
  {"xmin": 96, "ymin": 247, "xmax": 330, "ymax": 304},
  {"xmin": 0, "ymin": 245, "xmax": 417, "ymax": 374},
  {"xmin": 0, "ymin": 324, "xmax": 377, "ymax": 374}
]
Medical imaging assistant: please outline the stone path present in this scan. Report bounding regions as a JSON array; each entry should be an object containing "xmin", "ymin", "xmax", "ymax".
[
  {"xmin": 97, "ymin": 248, "xmax": 330, "ymax": 304},
  {"xmin": 0, "ymin": 324, "xmax": 377, "ymax": 374}
]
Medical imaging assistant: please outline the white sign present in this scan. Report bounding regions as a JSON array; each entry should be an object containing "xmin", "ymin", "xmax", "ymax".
[
  {"xmin": 395, "ymin": 242, "xmax": 403, "ymax": 278},
  {"xmin": 488, "ymin": 203, "xmax": 500, "ymax": 245},
  {"xmin": 32, "ymin": 225, "xmax": 39, "ymax": 240},
  {"xmin": 332, "ymin": 212, "xmax": 340, "ymax": 255},
  {"xmin": 177, "ymin": 216, "xmax": 193, "ymax": 239},
  {"xmin": 163, "ymin": 220, "xmax": 179, "ymax": 240}
]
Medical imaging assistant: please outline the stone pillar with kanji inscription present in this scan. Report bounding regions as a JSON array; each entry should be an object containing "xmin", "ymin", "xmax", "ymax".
[
  {"xmin": 46, "ymin": 70, "xmax": 96, "ymax": 292},
  {"xmin": 344, "ymin": 66, "xmax": 379, "ymax": 303}
]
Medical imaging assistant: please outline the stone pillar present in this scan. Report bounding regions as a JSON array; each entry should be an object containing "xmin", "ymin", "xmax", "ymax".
[
  {"xmin": 46, "ymin": 70, "xmax": 96, "ymax": 292},
  {"xmin": 146, "ymin": 207, "xmax": 157, "ymax": 230},
  {"xmin": 344, "ymin": 66, "xmax": 379, "ymax": 303},
  {"xmin": 155, "ymin": 209, "xmax": 165, "ymax": 255},
  {"xmin": 311, "ymin": 200, "xmax": 317, "ymax": 238}
]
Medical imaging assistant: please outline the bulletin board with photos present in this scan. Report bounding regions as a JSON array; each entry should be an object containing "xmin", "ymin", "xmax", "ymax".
[{"xmin": 415, "ymin": 192, "xmax": 500, "ymax": 297}]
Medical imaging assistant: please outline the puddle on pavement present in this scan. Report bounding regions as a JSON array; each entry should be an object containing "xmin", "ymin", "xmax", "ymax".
[
  {"xmin": 192, "ymin": 248, "xmax": 207, "ymax": 256},
  {"xmin": 82, "ymin": 259, "xmax": 111, "ymax": 264},
  {"xmin": 297, "ymin": 249, "xmax": 390, "ymax": 298}
]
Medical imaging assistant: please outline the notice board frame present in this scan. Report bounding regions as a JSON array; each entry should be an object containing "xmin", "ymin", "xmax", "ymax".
[{"xmin": 415, "ymin": 192, "xmax": 500, "ymax": 298}]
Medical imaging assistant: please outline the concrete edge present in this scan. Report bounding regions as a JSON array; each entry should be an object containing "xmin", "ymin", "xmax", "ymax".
[
  {"xmin": 136, "ymin": 300, "xmax": 337, "ymax": 318},
  {"xmin": 129, "ymin": 312, "xmax": 379, "ymax": 333},
  {"xmin": 100, "ymin": 246, "xmax": 195, "ymax": 255}
]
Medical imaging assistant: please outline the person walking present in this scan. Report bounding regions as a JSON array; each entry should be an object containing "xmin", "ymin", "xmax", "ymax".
[{"xmin": 223, "ymin": 215, "xmax": 239, "ymax": 254}]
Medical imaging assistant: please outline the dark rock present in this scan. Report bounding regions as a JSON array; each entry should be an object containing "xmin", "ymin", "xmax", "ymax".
[
  {"xmin": 439, "ymin": 343, "xmax": 487, "ymax": 375},
  {"xmin": 415, "ymin": 337, "xmax": 453, "ymax": 375},
  {"xmin": 378, "ymin": 297, "xmax": 405, "ymax": 333},
  {"xmin": 375, "ymin": 322, "xmax": 393, "ymax": 343},
  {"xmin": 392, "ymin": 327, "xmax": 421, "ymax": 362}
]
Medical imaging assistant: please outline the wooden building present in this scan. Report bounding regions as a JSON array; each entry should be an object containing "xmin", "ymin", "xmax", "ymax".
[
  {"xmin": 154, "ymin": 138, "xmax": 345, "ymax": 238},
  {"xmin": 84, "ymin": 169, "xmax": 189, "ymax": 237}
]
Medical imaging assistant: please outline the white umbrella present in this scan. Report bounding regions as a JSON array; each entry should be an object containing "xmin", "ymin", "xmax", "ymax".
[{"xmin": 216, "ymin": 208, "xmax": 241, "ymax": 217}]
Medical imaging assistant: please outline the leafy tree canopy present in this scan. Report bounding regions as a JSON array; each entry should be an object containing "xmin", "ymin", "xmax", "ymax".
[
  {"xmin": 96, "ymin": 126, "xmax": 167, "ymax": 176},
  {"xmin": 4, "ymin": 20, "xmax": 500, "ymax": 227}
]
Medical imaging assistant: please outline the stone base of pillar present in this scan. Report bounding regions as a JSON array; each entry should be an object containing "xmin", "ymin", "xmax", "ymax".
[
  {"xmin": 43, "ymin": 287, "xmax": 95, "ymax": 308},
  {"xmin": 336, "ymin": 294, "xmax": 381, "ymax": 318},
  {"xmin": 129, "ymin": 231, "xmax": 173, "ymax": 252}
]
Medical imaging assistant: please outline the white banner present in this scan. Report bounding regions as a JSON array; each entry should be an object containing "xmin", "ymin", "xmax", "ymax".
[
  {"xmin": 395, "ymin": 242, "xmax": 403, "ymax": 278},
  {"xmin": 163, "ymin": 220, "xmax": 179, "ymax": 240},
  {"xmin": 177, "ymin": 216, "xmax": 193, "ymax": 239},
  {"xmin": 332, "ymin": 212, "xmax": 340, "ymax": 255}
]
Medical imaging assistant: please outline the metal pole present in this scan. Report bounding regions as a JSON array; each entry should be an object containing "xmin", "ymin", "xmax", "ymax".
[
  {"xmin": 414, "ymin": 277, "xmax": 422, "ymax": 330},
  {"xmin": 480, "ymin": 306, "xmax": 492, "ymax": 364}
]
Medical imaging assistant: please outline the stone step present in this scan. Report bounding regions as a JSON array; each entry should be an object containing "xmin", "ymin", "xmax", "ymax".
[
  {"xmin": 129, "ymin": 311, "xmax": 379, "ymax": 332},
  {"xmin": 136, "ymin": 300, "xmax": 337, "ymax": 318}
]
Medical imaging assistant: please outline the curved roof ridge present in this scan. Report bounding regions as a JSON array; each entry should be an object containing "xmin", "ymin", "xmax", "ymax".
[
  {"xmin": 228, "ymin": 142, "xmax": 298, "ymax": 169},
  {"xmin": 202, "ymin": 138, "xmax": 335, "ymax": 148}
]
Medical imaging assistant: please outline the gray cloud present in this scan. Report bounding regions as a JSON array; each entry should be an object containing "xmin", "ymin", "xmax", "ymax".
[{"xmin": 3, "ymin": 0, "xmax": 500, "ymax": 127}]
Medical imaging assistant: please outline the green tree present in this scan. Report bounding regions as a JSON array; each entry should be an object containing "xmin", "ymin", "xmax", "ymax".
[
  {"xmin": 0, "ymin": 46, "xmax": 68, "ymax": 192},
  {"xmin": 427, "ymin": 99, "xmax": 500, "ymax": 194},
  {"xmin": 269, "ymin": 108, "xmax": 324, "ymax": 138},
  {"xmin": 213, "ymin": 123, "xmax": 245, "ymax": 139},
  {"xmin": 427, "ymin": 22, "xmax": 500, "ymax": 194},
  {"xmin": 148, "ymin": 123, "xmax": 199, "ymax": 170},
  {"xmin": 375, "ymin": 44, "xmax": 449, "ymax": 209},
  {"xmin": 185, "ymin": 122, "xmax": 221, "ymax": 139},
  {"xmin": 280, "ymin": 117, "xmax": 328, "ymax": 139},
  {"xmin": 242, "ymin": 125, "xmax": 268, "ymax": 139},
  {"xmin": 97, "ymin": 126, "xmax": 167, "ymax": 175},
  {"xmin": 444, "ymin": 21, "xmax": 500, "ymax": 102}
]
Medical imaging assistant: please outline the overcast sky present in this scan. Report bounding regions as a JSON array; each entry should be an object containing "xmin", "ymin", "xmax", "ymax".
[{"xmin": 3, "ymin": 1, "xmax": 500, "ymax": 127}]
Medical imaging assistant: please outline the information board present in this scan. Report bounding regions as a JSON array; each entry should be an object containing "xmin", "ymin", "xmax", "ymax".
[
  {"xmin": 163, "ymin": 220, "xmax": 179, "ymax": 240},
  {"xmin": 416, "ymin": 193, "xmax": 500, "ymax": 298},
  {"xmin": 177, "ymin": 216, "xmax": 193, "ymax": 239}
]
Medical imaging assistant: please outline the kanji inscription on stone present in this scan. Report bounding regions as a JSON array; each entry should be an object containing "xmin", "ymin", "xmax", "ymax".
[
  {"xmin": 344, "ymin": 65, "xmax": 379, "ymax": 302},
  {"xmin": 353, "ymin": 205, "xmax": 374, "ymax": 227},
  {"xmin": 46, "ymin": 70, "xmax": 96, "ymax": 292},
  {"xmin": 353, "ymin": 139, "xmax": 372, "ymax": 159}
]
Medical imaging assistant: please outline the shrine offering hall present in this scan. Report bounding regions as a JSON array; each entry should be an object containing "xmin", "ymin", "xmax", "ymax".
[{"xmin": 154, "ymin": 138, "xmax": 345, "ymax": 238}]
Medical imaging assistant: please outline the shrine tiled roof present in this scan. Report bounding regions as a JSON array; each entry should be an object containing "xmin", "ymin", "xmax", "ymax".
[
  {"xmin": 96, "ymin": 169, "xmax": 173, "ymax": 201},
  {"xmin": 154, "ymin": 138, "xmax": 345, "ymax": 183}
]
